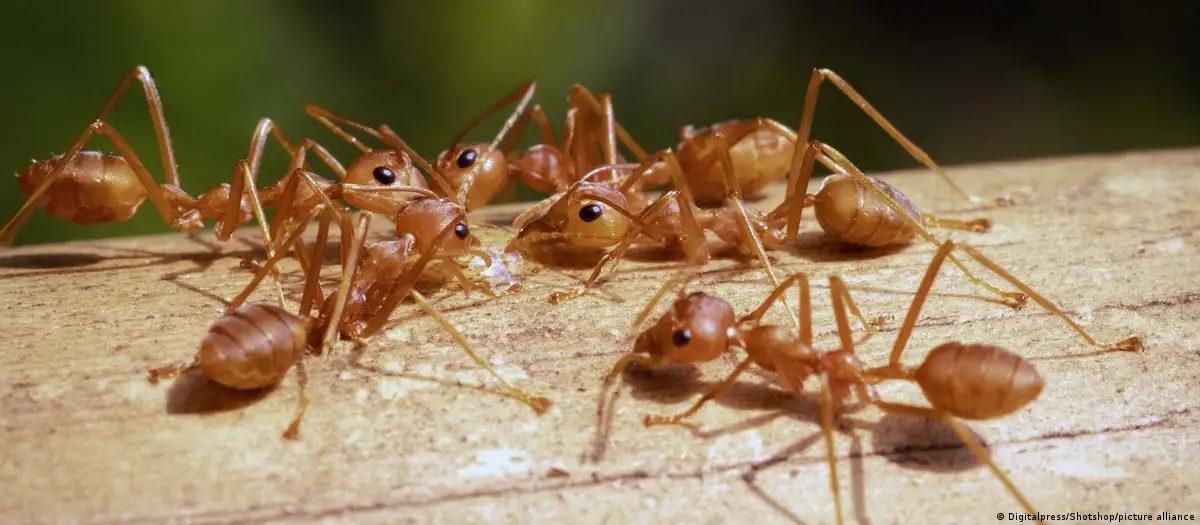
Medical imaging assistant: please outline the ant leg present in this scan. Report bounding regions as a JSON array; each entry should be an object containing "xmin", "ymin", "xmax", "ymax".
[
  {"xmin": 923, "ymin": 215, "xmax": 992, "ymax": 234},
  {"xmin": 318, "ymin": 213, "xmax": 371, "ymax": 354},
  {"xmin": 450, "ymin": 81, "xmax": 536, "ymax": 154},
  {"xmin": 712, "ymin": 132, "xmax": 797, "ymax": 329},
  {"xmin": 817, "ymin": 373, "xmax": 846, "ymax": 525},
  {"xmin": 217, "ymin": 118, "xmax": 311, "ymax": 244},
  {"xmin": 816, "ymin": 142, "xmax": 1027, "ymax": 310},
  {"xmin": 594, "ymin": 93, "xmax": 620, "ymax": 182},
  {"xmin": 782, "ymin": 141, "xmax": 820, "ymax": 240},
  {"xmin": 643, "ymin": 356, "xmax": 755, "ymax": 427},
  {"xmin": 957, "ymin": 243, "xmax": 1144, "ymax": 353},
  {"xmin": 294, "ymin": 169, "xmax": 358, "ymax": 267},
  {"xmin": 794, "ymin": 68, "xmax": 1011, "ymax": 207},
  {"xmin": 739, "ymin": 273, "xmax": 813, "ymax": 347},
  {"xmin": 570, "ymin": 95, "xmax": 601, "ymax": 181},
  {"xmin": 570, "ymin": 85, "xmax": 650, "ymax": 160},
  {"xmin": 507, "ymin": 104, "xmax": 558, "ymax": 151},
  {"xmin": 828, "ymin": 275, "xmax": 875, "ymax": 361},
  {"xmin": 297, "ymin": 211, "xmax": 333, "ymax": 317},
  {"xmin": 96, "ymin": 66, "xmax": 182, "ymax": 187},
  {"xmin": 281, "ymin": 358, "xmax": 311, "ymax": 440},
  {"xmin": 147, "ymin": 355, "xmax": 200, "ymax": 384},
  {"xmin": 408, "ymin": 288, "xmax": 551, "ymax": 414},
  {"xmin": 656, "ymin": 150, "xmax": 708, "ymax": 256},
  {"xmin": 874, "ymin": 402, "xmax": 1042, "ymax": 523},
  {"xmin": 261, "ymin": 140, "xmax": 348, "ymax": 243},
  {"xmin": 884, "ymin": 240, "xmax": 955, "ymax": 368},
  {"xmin": 305, "ymin": 104, "xmax": 385, "ymax": 153},
  {"xmin": 220, "ymin": 159, "xmax": 285, "ymax": 306},
  {"xmin": 829, "ymin": 276, "xmax": 884, "ymax": 346},
  {"xmin": 226, "ymin": 206, "xmax": 325, "ymax": 312}
]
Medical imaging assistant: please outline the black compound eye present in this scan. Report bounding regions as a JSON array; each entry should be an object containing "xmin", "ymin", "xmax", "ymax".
[
  {"xmin": 454, "ymin": 223, "xmax": 469, "ymax": 239},
  {"xmin": 372, "ymin": 166, "xmax": 397, "ymax": 185},
  {"xmin": 578, "ymin": 204, "xmax": 603, "ymax": 223},
  {"xmin": 456, "ymin": 149, "xmax": 478, "ymax": 169},
  {"xmin": 672, "ymin": 329, "xmax": 692, "ymax": 347}
]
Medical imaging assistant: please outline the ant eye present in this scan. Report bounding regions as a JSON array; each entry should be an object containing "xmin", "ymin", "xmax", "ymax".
[
  {"xmin": 454, "ymin": 223, "xmax": 469, "ymax": 239},
  {"xmin": 456, "ymin": 149, "xmax": 478, "ymax": 169},
  {"xmin": 372, "ymin": 166, "xmax": 397, "ymax": 185},
  {"xmin": 578, "ymin": 204, "xmax": 602, "ymax": 223},
  {"xmin": 672, "ymin": 329, "xmax": 691, "ymax": 347}
]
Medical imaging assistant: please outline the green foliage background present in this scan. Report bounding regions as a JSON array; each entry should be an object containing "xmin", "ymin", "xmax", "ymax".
[{"xmin": 1, "ymin": 1, "xmax": 1196, "ymax": 245}]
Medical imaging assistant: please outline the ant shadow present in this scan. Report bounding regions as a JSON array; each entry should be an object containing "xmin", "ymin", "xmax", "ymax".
[
  {"xmin": 344, "ymin": 344, "xmax": 537, "ymax": 409},
  {"xmin": 162, "ymin": 367, "xmax": 277, "ymax": 415},
  {"xmin": 788, "ymin": 231, "xmax": 910, "ymax": 264},
  {"xmin": 0, "ymin": 233, "xmax": 264, "ymax": 280},
  {"xmin": 595, "ymin": 363, "xmax": 989, "ymax": 525}
]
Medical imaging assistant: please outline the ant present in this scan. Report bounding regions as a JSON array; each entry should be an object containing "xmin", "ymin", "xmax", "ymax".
[
  {"xmin": 775, "ymin": 139, "xmax": 1024, "ymax": 307},
  {"xmin": 510, "ymin": 134, "xmax": 790, "ymax": 317},
  {"xmin": 226, "ymin": 170, "xmax": 549, "ymax": 415},
  {"xmin": 145, "ymin": 211, "xmax": 366, "ymax": 440},
  {"xmin": 430, "ymin": 82, "xmax": 657, "ymax": 211},
  {"xmin": 577, "ymin": 130, "xmax": 1025, "ymax": 310},
  {"xmin": 606, "ymin": 241, "xmax": 1142, "ymax": 525},
  {"xmin": 0, "ymin": 66, "xmax": 296, "ymax": 251},
  {"xmin": 618, "ymin": 68, "xmax": 1013, "ymax": 210},
  {"xmin": 236, "ymin": 107, "xmax": 514, "ymax": 299},
  {"xmin": 147, "ymin": 210, "xmax": 548, "ymax": 440}
]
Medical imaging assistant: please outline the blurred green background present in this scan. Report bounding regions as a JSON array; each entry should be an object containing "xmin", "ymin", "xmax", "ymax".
[{"xmin": 2, "ymin": 1, "xmax": 1197, "ymax": 245}]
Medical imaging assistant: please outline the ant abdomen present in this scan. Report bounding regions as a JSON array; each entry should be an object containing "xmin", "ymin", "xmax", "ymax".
[
  {"xmin": 678, "ymin": 120, "xmax": 794, "ymax": 205},
  {"xmin": 913, "ymin": 342, "xmax": 1045, "ymax": 421},
  {"xmin": 199, "ymin": 305, "xmax": 316, "ymax": 390},
  {"xmin": 18, "ymin": 151, "xmax": 146, "ymax": 225},
  {"xmin": 813, "ymin": 173, "xmax": 923, "ymax": 248}
]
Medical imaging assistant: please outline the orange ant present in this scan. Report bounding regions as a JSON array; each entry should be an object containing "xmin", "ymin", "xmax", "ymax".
[
  {"xmin": 0, "ymin": 66, "xmax": 298, "ymax": 250},
  {"xmin": 147, "ymin": 211, "xmax": 548, "ymax": 439},
  {"xmin": 225, "ymin": 164, "xmax": 548, "ymax": 415},
  {"xmin": 429, "ymin": 82, "xmax": 655, "ymax": 211},
  {"xmin": 509, "ymin": 135, "xmax": 789, "ymax": 315},
  {"xmin": 502, "ymin": 89, "xmax": 781, "ymax": 301},
  {"xmin": 772, "ymin": 139, "xmax": 1024, "ymax": 307},
  {"xmin": 568, "ymin": 130, "xmax": 1025, "ymax": 310},
  {"xmin": 145, "ymin": 211, "xmax": 367, "ymax": 440},
  {"xmin": 234, "ymin": 102, "xmax": 514, "ymax": 298},
  {"xmin": 572, "ymin": 69, "xmax": 1009, "ymax": 211},
  {"xmin": 607, "ymin": 241, "xmax": 1142, "ymax": 525}
]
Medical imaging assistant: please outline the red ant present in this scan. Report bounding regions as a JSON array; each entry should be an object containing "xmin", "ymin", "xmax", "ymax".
[{"xmin": 608, "ymin": 241, "xmax": 1141, "ymax": 524}]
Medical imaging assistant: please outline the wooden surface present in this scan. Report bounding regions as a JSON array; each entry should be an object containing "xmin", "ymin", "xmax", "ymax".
[{"xmin": 2, "ymin": 148, "xmax": 1198, "ymax": 525}]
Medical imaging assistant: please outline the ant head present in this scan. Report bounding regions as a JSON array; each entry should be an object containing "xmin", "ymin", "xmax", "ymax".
[
  {"xmin": 395, "ymin": 197, "xmax": 476, "ymax": 257},
  {"xmin": 517, "ymin": 183, "xmax": 634, "ymax": 249},
  {"xmin": 433, "ymin": 143, "xmax": 509, "ymax": 211},
  {"xmin": 343, "ymin": 150, "xmax": 429, "ymax": 216},
  {"xmin": 634, "ymin": 291, "xmax": 736, "ymax": 367}
]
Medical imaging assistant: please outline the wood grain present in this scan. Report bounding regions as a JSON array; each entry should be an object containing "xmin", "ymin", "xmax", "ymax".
[{"xmin": 1, "ymin": 148, "xmax": 1198, "ymax": 525}]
